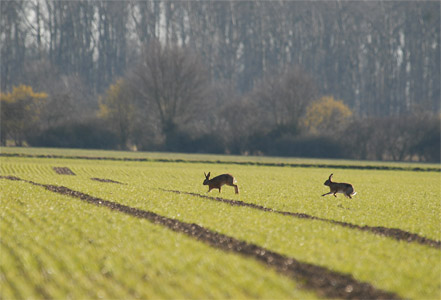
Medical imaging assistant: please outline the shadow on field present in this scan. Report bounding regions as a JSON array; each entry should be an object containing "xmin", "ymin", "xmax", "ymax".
[
  {"xmin": 161, "ymin": 189, "xmax": 441, "ymax": 250},
  {"xmin": 0, "ymin": 175, "xmax": 401, "ymax": 300}
]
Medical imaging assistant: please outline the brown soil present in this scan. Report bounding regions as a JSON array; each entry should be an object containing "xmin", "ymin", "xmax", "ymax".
[
  {"xmin": 90, "ymin": 178, "xmax": 125, "ymax": 185},
  {"xmin": 0, "ymin": 175, "xmax": 401, "ymax": 299},
  {"xmin": 0, "ymin": 175, "xmax": 22, "ymax": 181},
  {"xmin": 52, "ymin": 167, "xmax": 75, "ymax": 175},
  {"xmin": 162, "ymin": 189, "xmax": 441, "ymax": 250}
]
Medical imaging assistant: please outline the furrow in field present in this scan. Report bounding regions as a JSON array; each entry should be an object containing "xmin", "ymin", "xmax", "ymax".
[
  {"xmin": 90, "ymin": 177, "xmax": 125, "ymax": 184},
  {"xmin": 0, "ymin": 239, "xmax": 52, "ymax": 299},
  {"xmin": 2, "ymin": 216, "xmax": 77, "ymax": 298},
  {"xmin": 1, "ymin": 153, "xmax": 438, "ymax": 172},
  {"xmin": 0, "ymin": 161, "xmax": 53, "ymax": 176},
  {"xmin": 161, "ymin": 189, "xmax": 441, "ymax": 249},
  {"xmin": 1, "ymin": 193, "xmax": 143, "ymax": 299},
  {"xmin": 0, "ymin": 175, "xmax": 401, "ymax": 300},
  {"xmin": 0, "ymin": 264, "xmax": 22, "ymax": 299}
]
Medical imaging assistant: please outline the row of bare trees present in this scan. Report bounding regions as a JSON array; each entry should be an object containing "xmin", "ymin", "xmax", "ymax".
[
  {"xmin": 5, "ymin": 42, "xmax": 438, "ymax": 161},
  {"xmin": 1, "ymin": 1, "xmax": 439, "ymax": 161},
  {"xmin": 2, "ymin": 1, "xmax": 439, "ymax": 115}
]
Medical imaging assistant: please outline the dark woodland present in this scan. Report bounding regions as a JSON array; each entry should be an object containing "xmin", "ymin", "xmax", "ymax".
[{"xmin": 1, "ymin": 0, "xmax": 440, "ymax": 162}]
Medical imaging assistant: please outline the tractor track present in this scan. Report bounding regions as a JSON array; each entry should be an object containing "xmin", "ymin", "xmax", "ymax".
[
  {"xmin": 90, "ymin": 177, "xmax": 125, "ymax": 184},
  {"xmin": 85, "ymin": 179, "xmax": 440, "ymax": 249},
  {"xmin": 1, "ymin": 153, "xmax": 439, "ymax": 172},
  {"xmin": 162, "ymin": 189, "xmax": 441, "ymax": 250},
  {"xmin": 1, "ymin": 175, "xmax": 401, "ymax": 300}
]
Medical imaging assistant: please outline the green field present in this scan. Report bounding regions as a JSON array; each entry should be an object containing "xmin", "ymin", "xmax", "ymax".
[{"xmin": 1, "ymin": 147, "xmax": 440, "ymax": 299}]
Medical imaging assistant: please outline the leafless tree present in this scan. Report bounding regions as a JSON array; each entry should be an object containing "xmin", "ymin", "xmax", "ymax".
[
  {"xmin": 251, "ymin": 67, "xmax": 318, "ymax": 133},
  {"xmin": 129, "ymin": 42, "xmax": 211, "ymax": 143}
]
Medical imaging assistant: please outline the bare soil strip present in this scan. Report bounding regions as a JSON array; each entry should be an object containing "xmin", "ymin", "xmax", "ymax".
[
  {"xmin": 0, "ymin": 175, "xmax": 400, "ymax": 299},
  {"xmin": 162, "ymin": 189, "xmax": 441, "ymax": 250},
  {"xmin": 52, "ymin": 167, "xmax": 75, "ymax": 175},
  {"xmin": 1, "ymin": 153, "xmax": 439, "ymax": 172},
  {"xmin": 90, "ymin": 178, "xmax": 125, "ymax": 185}
]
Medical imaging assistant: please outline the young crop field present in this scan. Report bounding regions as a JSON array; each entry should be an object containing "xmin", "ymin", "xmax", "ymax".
[{"xmin": 1, "ymin": 148, "xmax": 440, "ymax": 299}]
